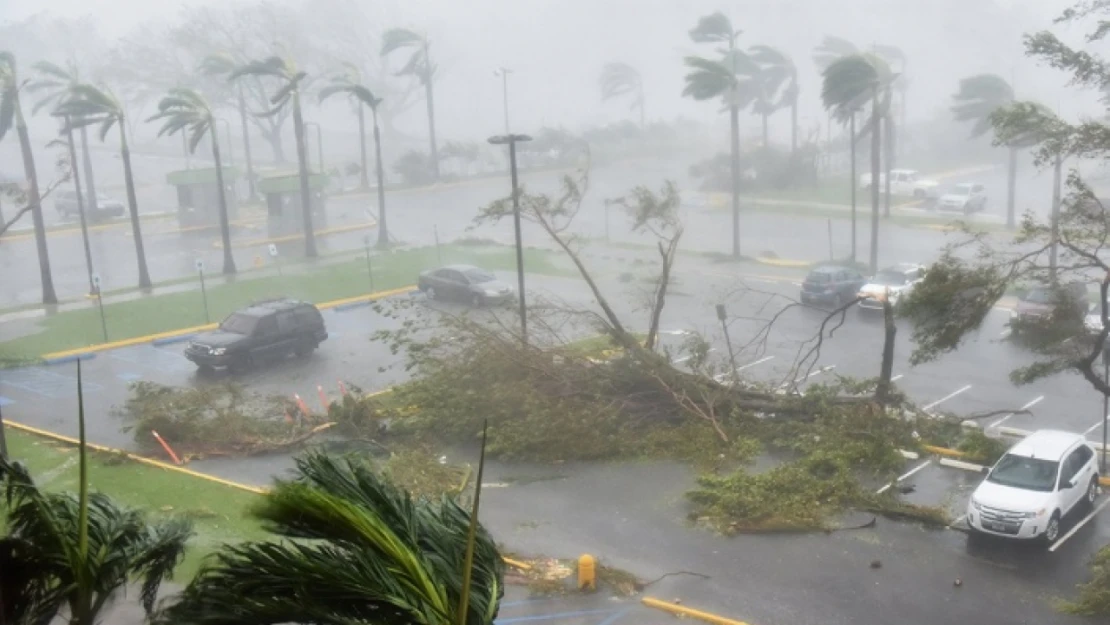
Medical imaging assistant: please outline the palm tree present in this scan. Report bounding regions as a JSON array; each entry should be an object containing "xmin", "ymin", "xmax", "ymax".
[
  {"xmin": 320, "ymin": 78, "xmax": 389, "ymax": 248},
  {"xmin": 814, "ymin": 37, "xmax": 863, "ymax": 262},
  {"xmin": 952, "ymin": 74, "xmax": 1026, "ymax": 229},
  {"xmin": 749, "ymin": 46, "xmax": 799, "ymax": 153},
  {"xmin": 0, "ymin": 364, "xmax": 192, "ymax": 625},
  {"xmin": 55, "ymin": 83, "xmax": 153, "ymax": 289},
  {"xmin": 199, "ymin": 53, "xmax": 257, "ymax": 199},
  {"xmin": 148, "ymin": 88, "xmax": 236, "ymax": 274},
  {"xmin": 382, "ymin": 28, "xmax": 439, "ymax": 180},
  {"xmin": 156, "ymin": 447, "xmax": 504, "ymax": 625},
  {"xmin": 683, "ymin": 11, "xmax": 744, "ymax": 259},
  {"xmin": 228, "ymin": 56, "xmax": 317, "ymax": 257},
  {"xmin": 26, "ymin": 60, "xmax": 101, "ymax": 229},
  {"xmin": 599, "ymin": 62, "xmax": 645, "ymax": 127},
  {"xmin": 822, "ymin": 54, "xmax": 893, "ymax": 274},
  {"xmin": 872, "ymin": 45, "xmax": 906, "ymax": 218},
  {"xmin": 0, "ymin": 52, "xmax": 57, "ymax": 305},
  {"xmin": 324, "ymin": 63, "xmax": 374, "ymax": 191}
]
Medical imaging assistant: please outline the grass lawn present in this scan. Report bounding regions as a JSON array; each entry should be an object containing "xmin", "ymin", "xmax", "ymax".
[
  {"xmin": 2, "ymin": 429, "xmax": 264, "ymax": 580},
  {"xmin": 0, "ymin": 244, "xmax": 572, "ymax": 360}
]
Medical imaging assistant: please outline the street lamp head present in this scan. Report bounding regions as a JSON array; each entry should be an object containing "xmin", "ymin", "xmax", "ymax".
[{"xmin": 488, "ymin": 134, "xmax": 532, "ymax": 145}]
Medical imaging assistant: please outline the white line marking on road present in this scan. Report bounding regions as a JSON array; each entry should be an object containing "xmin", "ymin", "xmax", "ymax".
[
  {"xmin": 950, "ymin": 514, "xmax": 967, "ymax": 529},
  {"xmin": 735, "ymin": 355, "xmax": 775, "ymax": 371},
  {"xmin": 780, "ymin": 365, "xmax": 836, "ymax": 389},
  {"xmin": 891, "ymin": 374, "xmax": 904, "ymax": 382},
  {"xmin": 876, "ymin": 459, "xmax": 933, "ymax": 494},
  {"xmin": 1049, "ymin": 496, "xmax": 1110, "ymax": 552},
  {"xmin": 1084, "ymin": 418, "xmax": 1106, "ymax": 436},
  {"xmin": 999, "ymin": 328, "xmax": 1011, "ymax": 339},
  {"xmin": 989, "ymin": 396, "xmax": 1045, "ymax": 429},
  {"xmin": 674, "ymin": 348, "xmax": 716, "ymax": 365},
  {"xmin": 922, "ymin": 384, "xmax": 972, "ymax": 412}
]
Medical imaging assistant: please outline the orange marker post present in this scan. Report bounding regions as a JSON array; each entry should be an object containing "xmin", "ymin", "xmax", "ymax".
[
  {"xmin": 294, "ymin": 393, "xmax": 311, "ymax": 420},
  {"xmin": 151, "ymin": 430, "xmax": 183, "ymax": 465},
  {"xmin": 338, "ymin": 380, "xmax": 348, "ymax": 397},
  {"xmin": 317, "ymin": 385, "xmax": 329, "ymax": 412}
]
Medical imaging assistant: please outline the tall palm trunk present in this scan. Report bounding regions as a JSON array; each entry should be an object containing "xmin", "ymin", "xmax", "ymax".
[
  {"xmin": 422, "ymin": 43, "xmax": 439, "ymax": 181},
  {"xmin": 14, "ymin": 100, "xmax": 57, "ymax": 304},
  {"xmin": 372, "ymin": 109, "xmax": 388, "ymax": 248},
  {"xmin": 65, "ymin": 119, "xmax": 95, "ymax": 294},
  {"xmin": 236, "ymin": 86, "xmax": 256, "ymax": 199},
  {"xmin": 119, "ymin": 122, "xmax": 152, "ymax": 289},
  {"xmin": 1049, "ymin": 153, "xmax": 1063, "ymax": 280},
  {"xmin": 357, "ymin": 104, "xmax": 370, "ymax": 191},
  {"xmin": 1006, "ymin": 146, "xmax": 1018, "ymax": 229},
  {"xmin": 729, "ymin": 103, "xmax": 741, "ymax": 259},
  {"xmin": 790, "ymin": 97, "xmax": 798, "ymax": 155},
  {"xmin": 211, "ymin": 124, "xmax": 236, "ymax": 275},
  {"xmin": 760, "ymin": 112, "xmax": 769, "ymax": 147},
  {"xmin": 869, "ymin": 87, "xmax": 881, "ymax": 275},
  {"xmin": 78, "ymin": 125, "xmax": 97, "ymax": 211},
  {"xmin": 291, "ymin": 92, "xmax": 318, "ymax": 257},
  {"xmin": 850, "ymin": 113, "xmax": 857, "ymax": 262},
  {"xmin": 882, "ymin": 107, "xmax": 893, "ymax": 218},
  {"xmin": 639, "ymin": 87, "xmax": 645, "ymax": 128}
]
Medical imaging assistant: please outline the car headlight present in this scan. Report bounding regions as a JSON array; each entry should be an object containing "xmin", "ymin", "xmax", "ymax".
[
  {"xmin": 1019, "ymin": 508, "xmax": 1046, "ymax": 519},
  {"xmin": 970, "ymin": 498, "xmax": 982, "ymax": 511},
  {"xmin": 209, "ymin": 347, "xmax": 226, "ymax": 356}
]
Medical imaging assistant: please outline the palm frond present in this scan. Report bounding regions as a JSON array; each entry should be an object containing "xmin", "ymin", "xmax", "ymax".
[
  {"xmin": 381, "ymin": 28, "xmax": 425, "ymax": 56},
  {"xmin": 198, "ymin": 53, "xmax": 237, "ymax": 77},
  {"xmin": 319, "ymin": 83, "xmax": 380, "ymax": 109},
  {"xmin": 98, "ymin": 116, "xmax": 117, "ymax": 142},
  {"xmin": 31, "ymin": 60, "xmax": 73, "ymax": 82},
  {"xmin": 599, "ymin": 62, "xmax": 641, "ymax": 101},
  {"xmin": 682, "ymin": 56, "xmax": 738, "ymax": 101},
  {"xmin": 228, "ymin": 56, "xmax": 288, "ymax": 82},
  {"xmin": 188, "ymin": 123, "xmax": 209, "ymax": 154},
  {"xmin": 68, "ymin": 83, "xmax": 119, "ymax": 113},
  {"xmin": 951, "ymin": 73, "xmax": 1014, "ymax": 137},
  {"xmin": 821, "ymin": 54, "xmax": 881, "ymax": 116},
  {"xmin": 0, "ymin": 87, "xmax": 15, "ymax": 142},
  {"xmin": 689, "ymin": 12, "xmax": 736, "ymax": 44},
  {"xmin": 872, "ymin": 44, "xmax": 906, "ymax": 67},
  {"xmin": 813, "ymin": 35, "xmax": 859, "ymax": 70}
]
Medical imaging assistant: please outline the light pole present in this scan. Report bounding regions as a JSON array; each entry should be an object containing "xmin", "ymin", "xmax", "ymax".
[
  {"xmin": 304, "ymin": 122, "xmax": 325, "ymax": 174},
  {"xmin": 54, "ymin": 113, "xmax": 96, "ymax": 296},
  {"xmin": 495, "ymin": 67, "xmax": 512, "ymax": 134},
  {"xmin": 488, "ymin": 133, "xmax": 532, "ymax": 343},
  {"xmin": 1103, "ymin": 354, "xmax": 1108, "ymax": 473}
]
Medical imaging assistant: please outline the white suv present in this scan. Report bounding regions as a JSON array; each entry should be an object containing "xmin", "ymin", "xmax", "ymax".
[{"xmin": 967, "ymin": 430, "xmax": 1100, "ymax": 543}]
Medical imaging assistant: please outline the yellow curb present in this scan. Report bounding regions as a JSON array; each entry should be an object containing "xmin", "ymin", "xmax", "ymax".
[
  {"xmin": 502, "ymin": 557, "xmax": 533, "ymax": 571},
  {"xmin": 212, "ymin": 220, "xmax": 377, "ymax": 249},
  {"xmin": 754, "ymin": 257, "xmax": 810, "ymax": 268},
  {"xmin": 1102, "ymin": 476, "xmax": 1110, "ymax": 487},
  {"xmin": 3, "ymin": 418, "xmax": 266, "ymax": 494},
  {"xmin": 642, "ymin": 597, "xmax": 751, "ymax": 625},
  {"xmin": 930, "ymin": 164, "xmax": 999, "ymax": 180},
  {"xmin": 921, "ymin": 444, "xmax": 970, "ymax": 459},
  {"xmin": 40, "ymin": 285, "xmax": 415, "ymax": 360}
]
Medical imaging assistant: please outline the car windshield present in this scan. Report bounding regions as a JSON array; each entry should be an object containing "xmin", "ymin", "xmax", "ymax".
[
  {"xmin": 1022, "ymin": 287, "xmax": 1055, "ymax": 305},
  {"xmin": 949, "ymin": 184, "xmax": 972, "ymax": 196},
  {"xmin": 463, "ymin": 268, "xmax": 495, "ymax": 283},
  {"xmin": 807, "ymin": 272, "xmax": 831, "ymax": 284},
  {"xmin": 219, "ymin": 312, "xmax": 258, "ymax": 334},
  {"xmin": 987, "ymin": 453, "xmax": 1059, "ymax": 492},
  {"xmin": 873, "ymin": 270, "xmax": 907, "ymax": 286}
]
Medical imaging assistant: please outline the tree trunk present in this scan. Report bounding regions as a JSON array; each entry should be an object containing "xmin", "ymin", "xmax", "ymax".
[
  {"xmin": 66, "ymin": 119, "xmax": 95, "ymax": 294},
  {"xmin": 292, "ymin": 93, "xmax": 318, "ymax": 257},
  {"xmin": 79, "ymin": 125, "xmax": 97, "ymax": 210},
  {"xmin": 267, "ymin": 124, "xmax": 287, "ymax": 164},
  {"xmin": 211, "ymin": 124, "xmax": 236, "ymax": 275},
  {"xmin": 237, "ymin": 86, "xmax": 256, "ymax": 199},
  {"xmin": 357, "ymin": 104, "xmax": 370, "ymax": 191},
  {"xmin": 790, "ymin": 97, "xmax": 798, "ymax": 155},
  {"xmin": 119, "ymin": 123, "xmax": 152, "ymax": 289},
  {"xmin": 876, "ymin": 298, "xmax": 896, "ymax": 404},
  {"xmin": 869, "ymin": 88, "xmax": 881, "ymax": 275},
  {"xmin": 761, "ymin": 112, "xmax": 769, "ymax": 148},
  {"xmin": 882, "ymin": 108, "xmax": 893, "ymax": 219},
  {"xmin": 1050, "ymin": 153, "xmax": 1063, "ymax": 280},
  {"xmin": 373, "ymin": 109, "xmax": 388, "ymax": 249},
  {"xmin": 1006, "ymin": 146, "xmax": 1018, "ymax": 229},
  {"xmin": 850, "ymin": 113, "xmax": 857, "ymax": 263},
  {"xmin": 729, "ymin": 104, "xmax": 741, "ymax": 259},
  {"xmin": 423, "ymin": 48, "xmax": 439, "ymax": 181},
  {"xmin": 15, "ymin": 101, "xmax": 57, "ymax": 304}
]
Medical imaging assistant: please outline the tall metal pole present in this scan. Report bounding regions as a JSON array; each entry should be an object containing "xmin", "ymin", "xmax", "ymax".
[
  {"xmin": 497, "ymin": 67, "xmax": 512, "ymax": 134},
  {"xmin": 1103, "ymin": 357, "xmax": 1108, "ymax": 474},
  {"xmin": 509, "ymin": 139, "xmax": 527, "ymax": 344},
  {"xmin": 61, "ymin": 114, "xmax": 96, "ymax": 295}
]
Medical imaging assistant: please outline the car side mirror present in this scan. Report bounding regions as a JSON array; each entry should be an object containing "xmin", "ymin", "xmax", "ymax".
[{"xmin": 980, "ymin": 466, "xmax": 990, "ymax": 475}]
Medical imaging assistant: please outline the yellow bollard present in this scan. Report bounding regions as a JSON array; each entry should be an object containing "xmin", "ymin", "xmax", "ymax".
[
  {"xmin": 578, "ymin": 554, "xmax": 596, "ymax": 592},
  {"xmin": 253, "ymin": 255, "xmax": 264, "ymax": 268}
]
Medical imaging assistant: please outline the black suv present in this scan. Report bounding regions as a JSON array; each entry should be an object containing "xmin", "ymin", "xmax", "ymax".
[
  {"xmin": 185, "ymin": 299, "xmax": 328, "ymax": 371},
  {"xmin": 800, "ymin": 265, "xmax": 867, "ymax": 308}
]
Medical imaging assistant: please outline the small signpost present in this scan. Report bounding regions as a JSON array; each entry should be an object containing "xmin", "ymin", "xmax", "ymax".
[
  {"xmin": 269, "ymin": 243, "xmax": 281, "ymax": 277},
  {"xmin": 92, "ymin": 273, "xmax": 108, "ymax": 342},
  {"xmin": 363, "ymin": 235, "xmax": 375, "ymax": 293},
  {"xmin": 196, "ymin": 258, "xmax": 210, "ymax": 323}
]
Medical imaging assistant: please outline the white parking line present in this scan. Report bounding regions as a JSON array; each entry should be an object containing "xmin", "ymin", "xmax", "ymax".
[
  {"xmin": 950, "ymin": 513, "xmax": 967, "ymax": 529},
  {"xmin": 674, "ymin": 348, "xmax": 716, "ymax": 365},
  {"xmin": 876, "ymin": 459, "xmax": 933, "ymax": 494},
  {"xmin": 989, "ymin": 395, "xmax": 1045, "ymax": 429},
  {"xmin": 780, "ymin": 365, "xmax": 836, "ymax": 389},
  {"xmin": 1049, "ymin": 496, "xmax": 1110, "ymax": 552},
  {"xmin": 891, "ymin": 374, "xmax": 904, "ymax": 382},
  {"xmin": 999, "ymin": 328, "xmax": 1011, "ymax": 339},
  {"xmin": 922, "ymin": 384, "xmax": 972, "ymax": 412},
  {"xmin": 1084, "ymin": 418, "xmax": 1106, "ymax": 436},
  {"xmin": 735, "ymin": 355, "xmax": 775, "ymax": 371}
]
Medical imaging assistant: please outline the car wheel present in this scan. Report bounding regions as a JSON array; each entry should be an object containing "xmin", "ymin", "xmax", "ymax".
[
  {"xmin": 196, "ymin": 364, "xmax": 215, "ymax": 374},
  {"xmin": 1086, "ymin": 476, "xmax": 1100, "ymax": 507},
  {"xmin": 831, "ymin": 293, "xmax": 844, "ymax": 309},
  {"xmin": 425, "ymin": 287, "xmax": 437, "ymax": 301},
  {"xmin": 471, "ymin": 293, "xmax": 484, "ymax": 308},
  {"xmin": 1043, "ymin": 511, "xmax": 1062, "ymax": 544},
  {"xmin": 294, "ymin": 341, "xmax": 315, "ymax": 358},
  {"xmin": 230, "ymin": 354, "xmax": 253, "ymax": 373}
]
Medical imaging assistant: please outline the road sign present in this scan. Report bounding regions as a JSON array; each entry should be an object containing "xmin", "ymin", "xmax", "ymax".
[
  {"xmin": 268, "ymin": 243, "xmax": 278, "ymax": 258},
  {"xmin": 195, "ymin": 258, "xmax": 205, "ymax": 272},
  {"xmin": 91, "ymin": 273, "xmax": 101, "ymax": 289},
  {"xmin": 363, "ymin": 234, "xmax": 371, "ymax": 247}
]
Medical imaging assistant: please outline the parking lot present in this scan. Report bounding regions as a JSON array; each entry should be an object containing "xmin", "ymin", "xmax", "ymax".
[{"xmin": 3, "ymin": 260, "xmax": 1110, "ymax": 625}]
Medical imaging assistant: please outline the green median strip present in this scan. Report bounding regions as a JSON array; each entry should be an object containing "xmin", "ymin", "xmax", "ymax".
[{"xmin": 0, "ymin": 244, "xmax": 572, "ymax": 361}]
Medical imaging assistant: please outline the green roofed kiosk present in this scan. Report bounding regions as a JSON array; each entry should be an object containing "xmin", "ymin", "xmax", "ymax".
[
  {"xmin": 257, "ymin": 172, "xmax": 328, "ymax": 238},
  {"xmin": 166, "ymin": 166, "xmax": 240, "ymax": 228}
]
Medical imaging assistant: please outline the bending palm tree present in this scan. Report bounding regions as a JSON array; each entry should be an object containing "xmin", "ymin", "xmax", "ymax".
[
  {"xmin": 952, "ymin": 73, "xmax": 1027, "ymax": 229},
  {"xmin": 0, "ymin": 52, "xmax": 57, "ymax": 304},
  {"xmin": 157, "ymin": 450, "xmax": 504, "ymax": 625},
  {"xmin": 814, "ymin": 36, "xmax": 863, "ymax": 261},
  {"xmin": 872, "ymin": 45, "xmax": 906, "ymax": 218},
  {"xmin": 382, "ymin": 28, "xmax": 439, "ymax": 180},
  {"xmin": 148, "ymin": 88, "xmax": 236, "ymax": 274},
  {"xmin": 749, "ymin": 46, "xmax": 798, "ymax": 154},
  {"xmin": 599, "ymin": 62, "xmax": 645, "ymax": 127},
  {"xmin": 320, "ymin": 78, "xmax": 389, "ymax": 247},
  {"xmin": 55, "ymin": 83, "xmax": 153, "ymax": 289},
  {"xmin": 0, "ymin": 364, "xmax": 192, "ymax": 625},
  {"xmin": 822, "ymin": 54, "xmax": 893, "ymax": 274},
  {"xmin": 228, "ymin": 56, "xmax": 317, "ymax": 257},
  {"xmin": 326, "ymin": 63, "xmax": 374, "ymax": 191},
  {"xmin": 683, "ymin": 11, "xmax": 744, "ymax": 259},
  {"xmin": 200, "ymin": 53, "xmax": 257, "ymax": 199}
]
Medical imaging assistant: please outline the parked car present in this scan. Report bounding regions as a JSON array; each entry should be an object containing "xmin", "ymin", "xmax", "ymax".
[
  {"xmin": 54, "ymin": 190, "xmax": 126, "ymax": 220},
  {"xmin": 418, "ymin": 264, "xmax": 515, "ymax": 307},
  {"xmin": 1009, "ymin": 282, "xmax": 1089, "ymax": 336},
  {"xmin": 184, "ymin": 299, "xmax": 327, "ymax": 371},
  {"xmin": 857, "ymin": 263, "xmax": 927, "ymax": 311},
  {"xmin": 936, "ymin": 183, "xmax": 987, "ymax": 213},
  {"xmin": 800, "ymin": 265, "xmax": 867, "ymax": 308},
  {"xmin": 859, "ymin": 168, "xmax": 940, "ymax": 199},
  {"xmin": 967, "ymin": 429, "xmax": 1100, "ymax": 543}
]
